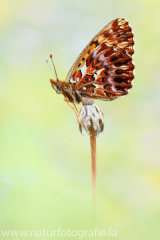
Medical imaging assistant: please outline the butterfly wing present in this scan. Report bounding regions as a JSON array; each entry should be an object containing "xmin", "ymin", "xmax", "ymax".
[{"xmin": 66, "ymin": 18, "xmax": 134, "ymax": 101}]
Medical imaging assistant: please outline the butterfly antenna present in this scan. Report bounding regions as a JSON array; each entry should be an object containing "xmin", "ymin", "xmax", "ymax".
[
  {"xmin": 46, "ymin": 59, "xmax": 57, "ymax": 79},
  {"xmin": 50, "ymin": 53, "xmax": 59, "ymax": 81}
]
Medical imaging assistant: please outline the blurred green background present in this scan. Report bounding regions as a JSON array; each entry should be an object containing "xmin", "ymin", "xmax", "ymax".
[{"xmin": 1, "ymin": 0, "xmax": 160, "ymax": 239}]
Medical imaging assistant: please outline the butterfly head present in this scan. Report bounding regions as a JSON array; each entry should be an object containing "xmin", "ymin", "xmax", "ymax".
[{"xmin": 50, "ymin": 78, "xmax": 62, "ymax": 94}]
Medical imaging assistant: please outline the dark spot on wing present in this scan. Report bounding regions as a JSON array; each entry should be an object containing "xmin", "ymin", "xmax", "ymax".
[
  {"xmin": 115, "ymin": 60, "xmax": 128, "ymax": 67},
  {"xmin": 104, "ymin": 32, "xmax": 110, "ymax": 38},
  {"xmin": 93, "ymin": 40, "xmax": 99, "ymax": 46},
  {"xmin": 114, "ymin": 77, "xmax": 128, "ymax": 83},
  {"xmin": 104, "ymin": 66, "xmax": 109, "ymax": 70},
  {"xmin": 102, "ymin": 77, "xmax": 106, "ymax": 83},
  {"xmin": 115, "ymin": 69, "xmax": 123, "ymax": 74},
  {"xmin": 115, "ymin": 86, "xmax": 126, "ymax": 91},
  {"xmin": 85, "ymin": 77, "xmax": 90, "ymax": 81},
  {"xmin": 111, "ymin": 56, "xmax": 119, "ymax": 62}
]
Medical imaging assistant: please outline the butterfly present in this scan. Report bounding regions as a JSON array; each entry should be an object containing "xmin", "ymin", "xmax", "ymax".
[{"xmin": 49, "ymin": 18, "xmax": 134, "ymax": 119}]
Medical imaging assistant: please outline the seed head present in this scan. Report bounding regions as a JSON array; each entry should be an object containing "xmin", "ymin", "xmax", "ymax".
[{"xmin": 78, "ymin": 99, "xmax": 104, "ymax": 137}]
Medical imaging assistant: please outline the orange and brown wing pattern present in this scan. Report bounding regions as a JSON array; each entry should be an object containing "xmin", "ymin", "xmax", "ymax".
[
  {"xmin": 66, "ymin": 18, "xmax": 134, "ymax": 84},
  {"xmin": 76, "ymin": 43, "xmax": 134, "ymax": 100},
  {"xmin": 97, "ymin": 18, "xmax": 134, "ymax": 58},
  {"xmin": 66, "ymin": 18, "xmax": 134, "ymax": 101}
]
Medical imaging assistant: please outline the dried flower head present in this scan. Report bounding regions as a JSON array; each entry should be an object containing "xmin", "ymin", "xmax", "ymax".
[{"xmin": 78, "ymin": 99, "xmax": 104, "ymax": 137}]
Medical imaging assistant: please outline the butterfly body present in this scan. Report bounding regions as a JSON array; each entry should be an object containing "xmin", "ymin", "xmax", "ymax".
[
  {"xmin": 50, "ymin": 78, "xmax": 82, "ymax": 103},
  {"xmin": 50, "ymin": 18, "xmax": 135, "ymax": 113}
]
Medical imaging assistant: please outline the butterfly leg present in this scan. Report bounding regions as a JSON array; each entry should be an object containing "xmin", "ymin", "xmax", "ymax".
[
  {"xmin": 63, "ymin": 98, "xmax": 79, "ymax": 122},
  {"xmin": 72, "ymin": 101, "xmax": 79, "ymax": 113}
]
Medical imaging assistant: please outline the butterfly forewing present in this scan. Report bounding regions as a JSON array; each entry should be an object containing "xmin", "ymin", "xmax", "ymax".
[{"xmin": 66, "ymin": 18, "xmax": 134, "ymax": 101}]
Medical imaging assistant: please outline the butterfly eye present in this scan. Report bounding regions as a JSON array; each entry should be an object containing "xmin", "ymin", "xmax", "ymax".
[{"xmin": 56, "ymin": 81, "xmax": 62, "ymax": 91}]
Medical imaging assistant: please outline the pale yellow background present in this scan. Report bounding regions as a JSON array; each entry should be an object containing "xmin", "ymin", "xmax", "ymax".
[{"xmin": 0, "ymin": 0, "xmax": 160, "ymax": 239}]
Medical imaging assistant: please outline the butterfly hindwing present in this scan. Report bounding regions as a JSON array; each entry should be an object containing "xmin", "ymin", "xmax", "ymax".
[{"xmin": 66, "ymin": 18, "xmax": 134, "ymax": 101}]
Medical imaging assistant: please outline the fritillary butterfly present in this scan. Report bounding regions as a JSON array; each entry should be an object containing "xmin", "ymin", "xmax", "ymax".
[{"xmin": 49, "ymin": 18, "xmax": 134, "ymax": 116}]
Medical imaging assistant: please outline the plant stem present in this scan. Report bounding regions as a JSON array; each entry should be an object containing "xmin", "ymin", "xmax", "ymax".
[{"xmin": 90, "ymin": 128, "xmax": 97, "ymax": 218}]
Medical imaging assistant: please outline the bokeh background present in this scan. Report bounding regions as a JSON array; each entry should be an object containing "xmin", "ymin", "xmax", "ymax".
[{"xmin": 1, "ymin": 0, "xmax": 160, "ymax": 239}]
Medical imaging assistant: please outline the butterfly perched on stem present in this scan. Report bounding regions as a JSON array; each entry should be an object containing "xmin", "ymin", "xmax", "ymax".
[{"xmin": 49, "ymin": 18, "xmax": 134, "ymax": 119}]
